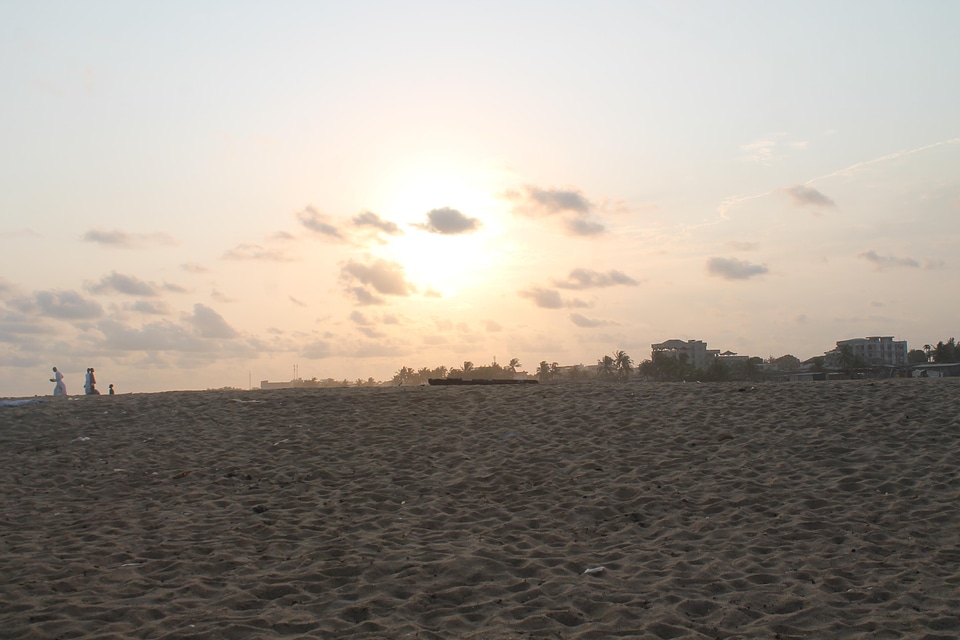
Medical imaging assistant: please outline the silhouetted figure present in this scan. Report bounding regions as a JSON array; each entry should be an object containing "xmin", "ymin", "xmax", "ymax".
[
  {"xmin": 50, "ymin": 367, "xmax": 67, "ymax": 396},
  {"xmin": 108, "ymin": 384, "xmax": 115, "ymax": 395}
]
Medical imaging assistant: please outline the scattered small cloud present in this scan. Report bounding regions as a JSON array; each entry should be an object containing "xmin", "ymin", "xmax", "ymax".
[
  {"xmin": 503, "ymin": 185, "xmax": 605, "ymax": 236},
  {"xmin": 221, "ymin": 243, "xmax": 295, "ymax": 262},
  {"xmin": 553, "ymin": 268, "xmax": 638, "ymax": 290},
  {"xmin": 726, "ymin": 241, "xmax": 759, "ymax": 251},
  {"xmin": 566, "ymin": 218, "xmax": 606, "ymax": 236},
  {"xmin": 83, "ymin": 229, "xmax": 177, "ymax": 249},
  {"xmin": 505, "ymin": 185, "xmax": 592, "ymax": 215},
  {"xmin": 781, "ymin": 185, "xmax": 835, "ymax": 208},
  {"xmin": 341, "ymin": 259, "xmax": 415, "ymax": 304},
  {"xmin": 87, "ymin": 272, "xmax": 160, "ymax": 297},
  {"xmin": 484, "ymin": 320, "xmax": 502, "ymax": 332},
  {"xmin": 297, "ymin": 205, "xmax": 344, "ymax": 240},
  {"xmin": 423, "ymin": 288, "xmax": 442, "ymax": 298},
  {"xmin": 289, "ymin": 296, "xmax": 306, "ymax": 307},
  {"xmin": 707, "ymin": 257, "xmax": 769, "ymax": 280},
  {"xmin": 163, "ymin": 282, "xmax": 188, "ymax": 294},
  {"xmin": 858, "ymin": 250, "xmax": 920, "ymax": 270},
  {"xmin": 35, "ymin": 289, "xmax": 104, "ymax": 319},
  {"xmin": 350, "ymin": 310, "xmax": 372, "ymax": 326},
  {"xmin": 518, "ymin": 287, "xmax": 589, "ymax": 309},
  {"xmin": 413, "ymin": 207, "xmax": 481, "ymax": 235},
  {"xmin": 353, "ymin": 210, "xmax": 403, "ymax": 236},
  {"xmin": 569, "ymin": 313, "xmax": 611, "ymax": 328}
]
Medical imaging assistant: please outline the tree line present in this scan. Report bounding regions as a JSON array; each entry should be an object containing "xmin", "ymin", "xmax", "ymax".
[{"xmin": 320, "ymin": 336, "xmax": 960, "ymax": 388}]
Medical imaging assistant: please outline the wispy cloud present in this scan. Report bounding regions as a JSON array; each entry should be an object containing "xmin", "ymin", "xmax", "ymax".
[
  {"xmin": 707, "ymin": 257, "xmax": 769, "ymax": 280},
  {"xmin": 569, "ymin": 313, "xmax": 614, "ymax": 328},
  {"xmin": 83, "ymin": 229, "xmax": 177, "ymax": 249},
  {"xmin": 221, "ymin": 243, "xmax": 296, "ymax": 262},
  {"xmin": 518, "ymin": 287, "xmax": 589, "ymax": 309},
  {"xmin": 503, "ymin": 184, "xmax": 606, "ymax": 236},
  {"xmin": 858, "ymin": 250, "xmax": 920, "ymax": 270},
  {"xmin": 412, "ymin": 207, "xmax": 481, "ymax": 235},
  {"xmin": 353, "ymin": 210, "xmax": 403, "ymax": 236},
  {"xmin": 297, "ymin": 205, "xmax": 344, "ymax": 240},
  {"xmin": 740, "ymin": 133, "xmax": 808, "ymax": 164},
  {"xmin": 341, "ymin": 259, "xmax": 416, "ymax": 305},
  {"xmin": 87, "ymin": 272, "xmax": 160, "ymax": 297},
  {"xmin": 552, "ymin": 268, "xmax": 638, "ymax": 290},
  {"xmin": 781, "ymin": 185, "xmax": 835, "ymax": 208}
]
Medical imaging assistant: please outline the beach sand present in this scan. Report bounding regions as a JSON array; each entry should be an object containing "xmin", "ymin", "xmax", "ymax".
[{"xmin": 2, "ymin": 379, "xmax": 960, "ymax": 639}]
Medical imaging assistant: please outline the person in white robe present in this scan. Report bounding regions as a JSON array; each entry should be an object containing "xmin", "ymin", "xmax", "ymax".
[{"xmin": 50, "ymin": 367, "xmax": 67, "ymax": 396}]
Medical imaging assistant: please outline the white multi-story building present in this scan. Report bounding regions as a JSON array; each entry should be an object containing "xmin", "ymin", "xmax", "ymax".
[
  {"xmin": 651, "ymin": 339, "xmax": 720, "ymax": 370},
  {"xmin": 833, "ymin": 336, "xmax": 908, "ymax": 367}
]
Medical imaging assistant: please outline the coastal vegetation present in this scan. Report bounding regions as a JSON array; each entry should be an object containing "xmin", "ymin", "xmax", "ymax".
[{"xmin": 279, "ymin": 336, "xmax": 959, "ymax": 388}]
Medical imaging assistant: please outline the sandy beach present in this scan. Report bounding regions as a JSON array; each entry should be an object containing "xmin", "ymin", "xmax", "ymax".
[{"xmin": 2, "ymin": 379, "xmax": 960, "ymax": 639}]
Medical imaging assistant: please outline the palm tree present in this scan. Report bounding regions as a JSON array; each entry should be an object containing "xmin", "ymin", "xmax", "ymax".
[
  {"xmin": 537, "ymin": 360, "xmax": 552, "ymax": 382},
  {"xmin": 508, "ymin": 357, "xmax": 521, "ymax": 373},
  {"xmin": 613, "ymin": 350, "xmax": 633, "ymax": 381},
  {"xmin": 550, "ymin": 362, "xmax": 560, "ymax": 380},
  {"xmin": 597, "ymin": 355, "xmax": 616, "ymax": 380}
]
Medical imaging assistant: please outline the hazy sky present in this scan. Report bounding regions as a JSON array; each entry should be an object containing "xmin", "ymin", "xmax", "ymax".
[{"xmin": 2, "ymin": 1, "xmax": 958, "ymax": 395}]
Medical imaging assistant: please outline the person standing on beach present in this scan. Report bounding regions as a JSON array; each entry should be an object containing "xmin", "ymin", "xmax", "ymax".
[
  {"xmin": 108, "ymin": 383, "xmax": 115, "ymax": 395},
  {"xmin": 85, "ymin": 368, "xmax": 100, "ymax": 395},
  {"xmin": 50, "ymin": 367, "xmax": 67, "ymax": 396}
]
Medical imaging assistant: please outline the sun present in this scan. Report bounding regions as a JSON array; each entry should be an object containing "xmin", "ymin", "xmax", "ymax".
[{"xmin": 373, "ymin": 163, "xmax": 508, "ymax": 297}]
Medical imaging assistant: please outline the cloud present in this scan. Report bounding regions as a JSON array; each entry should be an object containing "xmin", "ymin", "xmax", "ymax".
[
  {"xmin": 569, "ymin": 313, "xmax": 610, "ymax": 328},
  {"xmin": 505, "ymin": 185, "xmax": 592, "ymax": 215},
  {"xmin": 35, "ymin": 289, "xmax": 103, "ymax": 319},
  {"xmin": 707, "ymin": 257, "xmax": 769, "ymax": 280},
  {"xmin": 726, "ymin": 241, "xmax": 759, "ymax": 251},
  {"xmin": 129, "ymin": 300, "xmax": 172, "ymax": 315},
  {"xmin": 566, "ymin": 218, "xmax": 606, "ymax": 236},
  {"xmin": 210, "ymin": 289, "xmax": 235, "ymax": 303},
  {"xmin": 781, "ymin": 185, "xmax": 835, "ymax": 208},
  {"xmin": 221, "ymin": 243, "xmax": 295, "ymax": 262},
  {"xmin": 181, "ymin": 262, "xmax": 208, "ymax": 274},
  {"xmin": 297, "ymin": 205, "xmax": 344, "ymax": 239},
  {"xmin": 83, "ymin": 229, "xmax": 177, "ymax": 248},
  {"xmin": 289, "ymin": 296, "xmax": 306, "ymax": 307},
  {"xmin": 413, "ymin": 207, "xmax": 481, "ymax": 235},
  {"xmin": 353, "ymin": 211, "xmax": 402, "ymax": 236},
  {"xmin": 349, "ymin": 310, "xmax": 372, "ymax": 325},
  {"xmin": 518, "ymin": 287, "xmax": 589, "ymax": 309},
  {"xmin": 484, "ymin": 320, "xmax": 502, "ymax": 332},
  {"xmin": 858, "ymin": 250, "xmax": 920, "ymax": 270},
  {"xmin": 185, "ymin": 303, "xmax": 237, "ymax": 339},
  {"xmin": 341, "ymin": 259, "xmax": 415, "ymax": 305},
  {"xmin": 553, "ymin": 268, "xmax": 638, "ymax": 290},
  {"xmin": 97, "ymin": 318, "xmax": 205, "ymax": 352},
  {"xmin": 503, "ymin": 185, "xmax": 605, "ymax": 236},
  {"xmin": 87, "ymin": 272, "xmax": 160, "ymax": 297}
]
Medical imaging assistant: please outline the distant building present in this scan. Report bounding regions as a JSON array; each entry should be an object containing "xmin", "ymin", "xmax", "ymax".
[
  {"xmin": 651, "ymin": 339, "xmax": 720, "ymax": 370},
  {"xmin": 829, "ymin": 336, "xmax": 908, "ymax": 367},
  {"xmin": 260, "ymin": 380, "xmax": 295, "ymax": 390}
]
